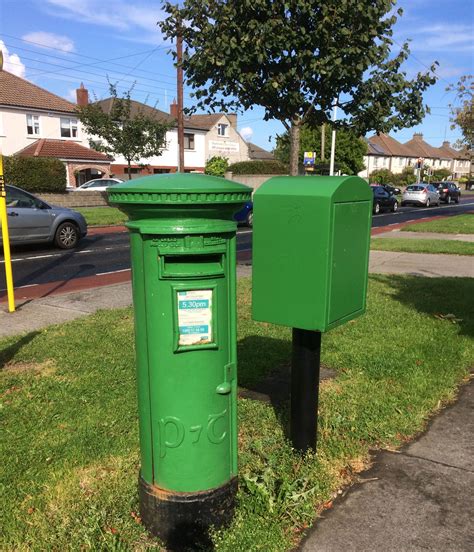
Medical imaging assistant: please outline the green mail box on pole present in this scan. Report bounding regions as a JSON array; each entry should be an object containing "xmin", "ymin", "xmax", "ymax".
[
  {"xmin": 108, "ymin": 174, "xmax": 251, "ymax": 548},
  {"xmin": 252, "ymin": 176, "xmax": 372, "ymax": 331}
]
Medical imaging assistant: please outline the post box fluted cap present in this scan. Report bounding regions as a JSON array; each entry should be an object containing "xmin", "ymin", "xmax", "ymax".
[{"xmin": 107, "ymin": 173, "xmax": 252, "ymax": 206}]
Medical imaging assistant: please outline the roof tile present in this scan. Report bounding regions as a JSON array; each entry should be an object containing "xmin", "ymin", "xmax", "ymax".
[{"xmin": 15, "ymin": 139, "xmax": 110, "ymax": 161}]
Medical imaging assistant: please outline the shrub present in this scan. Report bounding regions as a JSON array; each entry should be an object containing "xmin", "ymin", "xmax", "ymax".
[
  {"xmin": 228, "ymin": 160, "xmax": 287, "ymax": 175},
  {"xmin": 369, "ymin": 168, "xmax": 394, "ymax": 185},
  {"xmin": 3, "ymin": 156, "xmax": 67, "ymax": 193},
  {"xmin": 205, "ymin": 156, "xmax": 229, "ymax": 177}
]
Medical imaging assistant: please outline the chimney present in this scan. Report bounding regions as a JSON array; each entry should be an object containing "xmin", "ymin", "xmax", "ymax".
[
  {"xmin": 413, "ymin": 132, "xmax": 423, "ymax": 140},
  {"xmin": 226, "ymin": 113, "xmax": 237, "ymax": 129},
  {"xmin": 442, "ymin": 140, "xmax": 450, "ymax": 148},
  {"xmin": 170, "ymin": 99, "xmax": 178, "ymax": 118},
  {"xmin": 76, "ymin": 83, "xmax": 89, "ymax": 106}
]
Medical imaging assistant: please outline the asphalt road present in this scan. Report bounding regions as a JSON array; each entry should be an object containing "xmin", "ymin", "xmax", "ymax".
[{"xmin": 1, "ymin": 197, "xmax": 473, "ymax": 291}]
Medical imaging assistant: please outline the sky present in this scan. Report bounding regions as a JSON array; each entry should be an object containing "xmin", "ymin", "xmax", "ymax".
[{"xmin": 0, "ymin": 0, "xmax": 472, "ymax": 151}]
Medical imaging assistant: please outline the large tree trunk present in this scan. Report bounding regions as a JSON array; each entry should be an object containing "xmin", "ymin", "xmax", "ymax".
[
  {"xmin": 127, "ymin": 159, "xmax": 132, "ymax": 180},
  {"xmin": 289, "ymin": 120, "xmax": 301, "ymax": 176}
]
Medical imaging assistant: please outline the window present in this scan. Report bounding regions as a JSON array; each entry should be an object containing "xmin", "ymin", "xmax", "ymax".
[
  {"xmin": 26, "ymin": 114, "xmax": 40, "ymax": 136},
  {"xmin": 217, "ymin": 123, "xmax": 228, "ymax": 136},
  {"xmin": 153, "ymin": 168, "xmax": 171, "ymax": 174},
  {"xmin": 124, "ymin": 167, "xmax": 141, "ymax": 175},
  {"xmin": 6, "ymin": 186, "xmax": 39, "ymax": 208},
  {"xmin": 184, "ymin": 133, "xmax": 195, "ymax": 150},
  {"xmin": 60, "ymin": 118, "xmax": 78, "ymax": 138}
]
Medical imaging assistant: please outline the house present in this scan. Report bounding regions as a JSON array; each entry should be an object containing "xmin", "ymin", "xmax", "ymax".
[
  {"xmin": 358, "ymin": 131, "xmax": 470, "ymax": 180},
  {"xmin": 183, "ymin": 108, "xmax": 251, "ymax": 164},
  {"xmin": 0, "ymin": 70, "xmax": 111, "ymax": 186},
  {"xmin": 247, "ymin": 142, "xmax": 275, "ymax": 160}
]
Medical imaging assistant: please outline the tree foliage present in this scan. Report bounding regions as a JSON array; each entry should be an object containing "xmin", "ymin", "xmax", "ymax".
[
  {"xmin": 4, "ymin": 156, "xmax": 66, "ymax": 193},
  {"xmin": 77, "ymin": 84, "xmax": 171, "ymax": 179},
  {"xmin": 274, "ymin": 125, "xmax": 366, "ymax": 175},
  {"xmin": 160, "ymin": 1, "xmax": 437, "ymax": 175},
  {"xmin": 204, "ymin": 156, "xmax": 229, "ymax": 177},
  {"xmin": 447, "ymin": 75, "xmax": 473, "ymax": 151}
]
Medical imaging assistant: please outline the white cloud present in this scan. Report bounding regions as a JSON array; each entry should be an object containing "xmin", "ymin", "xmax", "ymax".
[
  {"xmin": 395, "ymin": 24, "xmax": 473, "ymax": 53},
  {"xmin": 0, "ymin": 40, "xmax": 26, "ymax": 78},
  {"xmin": 44, "ymin": 0, "xmax": 166, "ymax": 35},
  {"xmin": 240, "ymin": 126, "xmax": 254, "ymax": 141},
  {"xmin": 22, "ymin": 32, "xmax": 75, "ymax": 53}
]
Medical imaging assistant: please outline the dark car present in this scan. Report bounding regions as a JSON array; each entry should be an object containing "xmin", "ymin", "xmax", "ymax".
[
  {"xmin": 234, "ymin": 201, "xmax": 253, "ymax": 227},
  {"xmin": 1, "ymin": 185, "xmax": 88, "ymax": 249},
  {"xmin": 382, "ymin": 183, "xmax": 402, "ymax": 195},
  {"xmin": 371, "ymin": 185, "xmax": 398, "ymax": 214},
  {"xmin": 432, "ymin": 182, "xmax": 461, "ymax": 204}
]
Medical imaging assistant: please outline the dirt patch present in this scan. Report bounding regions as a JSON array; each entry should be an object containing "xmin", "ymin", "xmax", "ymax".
[{"xmin": 2, "ymin": 359, "xmax": 57, "ymax": 376}]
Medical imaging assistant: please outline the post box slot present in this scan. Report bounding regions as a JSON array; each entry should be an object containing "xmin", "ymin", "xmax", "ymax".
[{"xmin": 161, "ymin": 254, "xmax": 224, "ymax": 278}]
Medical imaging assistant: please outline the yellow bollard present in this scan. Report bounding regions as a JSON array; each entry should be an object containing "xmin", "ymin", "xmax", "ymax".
[{"xmin": 0, "ymin": 154, "xmax": 15, "ymax": 312}]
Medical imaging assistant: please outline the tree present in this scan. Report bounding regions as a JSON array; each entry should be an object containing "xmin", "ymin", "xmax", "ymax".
[
  {"xmin": 447, "ymin": 75, "xmax": 473, "ymax": 186},
  {"xmin": 160, "ymin": 1, "xmax": 437, "ymax": 175},
  {"xmin": 370, "ymin": 168, "xmax": 393, "ymax": 185},
  {"xmin": 431, "ymin": 168, "xmax": 451, "ymax": 181},
  {"xmin": 77, "ymin": 84, "xmax": 171, "ymax": 180},
  {"xmin": 205, "ymin": 156, "xmax": 229, "ymax": 177},
  {"xmin": 392, "ymin": 166, "xmax": 416, "ymax": 187},
  {"xmin": 274, "ymin": 125, "xmax": 366, "ymax": 175}
]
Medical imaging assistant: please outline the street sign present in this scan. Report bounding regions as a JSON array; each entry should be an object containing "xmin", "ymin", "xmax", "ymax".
[{"xmin": 304, "ymin": 151, "xmax": 316, "ymax": 166}]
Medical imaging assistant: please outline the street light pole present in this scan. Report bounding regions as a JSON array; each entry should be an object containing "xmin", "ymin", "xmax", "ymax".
[{"xmin": 329, "ymin": 99, "xmax": 338, "ymax": 176}]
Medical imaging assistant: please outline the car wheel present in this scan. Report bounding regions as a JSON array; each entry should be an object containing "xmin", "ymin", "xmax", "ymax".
[
  {"xmin": 425, "ymin": 198, "xmax": 431, "ymax": 207},
  {"xmin": 55, "ymin": 221, "xmax": 79, "ymax": 249},
  {"xmin": 246, "ymin": 210, "xmax": 253, "ymax": 228},
  {"xmin": 374, "ymin": 202, "xmax": 381, "ymax": 215},
  {"xmin": 401, "ymin": 201, "xmax": 406, "ymax": 207},
  {"xmin": 392, "ymin": 201, "xmax": 398, "ymax": 213},
  {"xmin": 455, "ymin": 195, "xmax": 460, "ymax": 204}
]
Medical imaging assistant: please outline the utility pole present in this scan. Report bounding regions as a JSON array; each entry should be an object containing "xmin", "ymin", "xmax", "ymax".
[
  {"xmin": 321, "ymin": 124, "xmax": 326, "ymax": 163},
  {"xmin": 177, "ymin": 31, "xmax": 185, "ymax": 172},
  {"xmin": 329, "ymin": 99, "xmax": 338, "ymax": 176}
]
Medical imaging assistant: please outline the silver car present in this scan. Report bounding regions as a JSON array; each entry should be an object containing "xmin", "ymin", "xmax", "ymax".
[
  {"xmin": 1, "ymin": 185, "xmax": 87, "ymax": 249},
  {"xmin": 401, "ymin": 184, "xmax": 440, "ymax": 207},
  {"xmin": 75, "ymin": 178, "xmax": 123, "ymax": 192}
]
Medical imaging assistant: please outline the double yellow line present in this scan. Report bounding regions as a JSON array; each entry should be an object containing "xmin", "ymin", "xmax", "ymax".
[{"xmin": 0, "ymin": 154, "xmax": 15, "ymax": 312}]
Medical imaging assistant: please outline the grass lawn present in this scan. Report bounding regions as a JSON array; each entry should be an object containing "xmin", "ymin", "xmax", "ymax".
[
  {"xmin": 402, "ymin": 213, "xmax": 474, "ymax": 234},
  {"xmin": 76, "ymin": 207, "xmax": 127, "ymax": 227},
  {"xmin": 371, "ymin": 237, "xmax": 474, "ymax": 256},
  {"xmin": 1, "ymin": 276, "xmax": 473, "ymax": 551}
]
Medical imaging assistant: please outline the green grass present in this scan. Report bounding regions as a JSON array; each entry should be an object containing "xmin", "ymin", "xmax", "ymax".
[
  {"xmin": 1, "ymin": 276, "xmax": 473, "ymax": 551},
  {"xmin": 76, "ymin": 207, "xmax": 127, "ymax": 226},
  {"xmin": 402, "ymin": 213, "xmax": 474, "ymax": 234},
  {"xmin": 371, "ymin": 237, "xmax": 474, "ymax": 256}
]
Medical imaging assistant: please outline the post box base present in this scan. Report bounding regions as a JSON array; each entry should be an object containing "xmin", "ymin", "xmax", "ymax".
[{"xmin": 139, "ymin": 475, "xmax": 238, "ymax": 549}]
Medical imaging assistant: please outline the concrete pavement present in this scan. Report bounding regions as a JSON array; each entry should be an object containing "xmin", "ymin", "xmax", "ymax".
[
  {"xmin": 300, "ymin": 379, "xmax": 474, "ymax": 552},
  {"xmin": 374, "ymin": 230, "xmax": 474, "ymax": 242}
]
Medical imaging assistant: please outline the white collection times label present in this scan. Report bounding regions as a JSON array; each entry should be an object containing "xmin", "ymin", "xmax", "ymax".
[{"xmin": 177, "ymin": 290, "xmax": 213, "ymax": 346}]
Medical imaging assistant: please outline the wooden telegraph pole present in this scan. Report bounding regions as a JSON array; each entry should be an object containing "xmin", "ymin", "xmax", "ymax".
[{"xmin": 176, "ymin": 31, "xmax": 185, "ymax": 172}]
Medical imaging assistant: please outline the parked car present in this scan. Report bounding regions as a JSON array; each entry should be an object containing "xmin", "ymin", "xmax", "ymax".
[
  {"xmin": 401, "ymin": 184, "xmax": 440, "ymax": 207},
  {"xmin": 371, "ymin": 185, "xmax": 399, "ymax": 214},
  {"xmin": 382, "ymin": 183, "xmax": 402, "ymax": 195},
  {"xmin": 432, "ymin": 182, "xmax": 461, "ymax": 204},
  {"xmin": 234, "ymin": 201, "xmax": 253, "ymax": 227},
  {"xmin": 1, "ymin": 185, "xmax": 87, "ymax": 249},
  {"xmin": 75, "ymin": 178, "xmax": 123, "ymax": 191}
]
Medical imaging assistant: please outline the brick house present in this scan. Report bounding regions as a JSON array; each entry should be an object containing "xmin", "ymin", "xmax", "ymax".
[{"xmin": 0, "ymin": 70, "xmax": 112, "ymax": 186}]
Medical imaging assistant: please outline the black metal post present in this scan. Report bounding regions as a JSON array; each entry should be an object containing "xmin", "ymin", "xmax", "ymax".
[{"xmin": 291, "ymin": 328, "xmax": 321, "ymax": 453}]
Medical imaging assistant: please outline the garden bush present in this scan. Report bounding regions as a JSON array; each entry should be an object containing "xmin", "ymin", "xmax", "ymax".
[
  {"xmin": 228, "ymin": 159, "xmax": 287, "ymax": 175},
  {"xmin": 3, "ymin": 156, "xmax": 67, "ymax": 193}
]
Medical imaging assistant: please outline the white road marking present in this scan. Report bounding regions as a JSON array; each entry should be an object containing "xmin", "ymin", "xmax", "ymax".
[
  {"xmin": 96, "ymin": 268, "xmax": 131, "ymax": 276},
  {"xmin": 0, "ymin": 283, "xmax": 39, "ymax": 292}
]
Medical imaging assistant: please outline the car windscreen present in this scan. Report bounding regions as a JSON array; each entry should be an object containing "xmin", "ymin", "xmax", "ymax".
[{"xmin": 406, "ymin": 186, "xmax": 424, "ymax": 191}]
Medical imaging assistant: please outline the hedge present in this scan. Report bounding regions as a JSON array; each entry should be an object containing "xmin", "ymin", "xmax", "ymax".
[
  {"xmin": 228, "ymin": 159, "xmax": 287, "ymax": 175},
  {"xmin": 3, "ymin": 156, "xmax": 67, "ymax": 193}
]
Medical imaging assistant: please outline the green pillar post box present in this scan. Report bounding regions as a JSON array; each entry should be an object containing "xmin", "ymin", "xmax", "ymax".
[{"xmin": 108, "ymin": 174, "xmax": 252, "ymax": 547}]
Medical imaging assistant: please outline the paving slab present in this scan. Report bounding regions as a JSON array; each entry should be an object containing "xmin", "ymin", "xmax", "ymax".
[
  {"xmin": 374, "ymin": 230, "xmax": 474, "ymax": 242},
  {"xmin": 300, "ymin": 382, "xmax": 474, "ymax": 552},
  {"xmin": 369, "ymin": 250, "xmax": 474, "ymax": 277}
]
